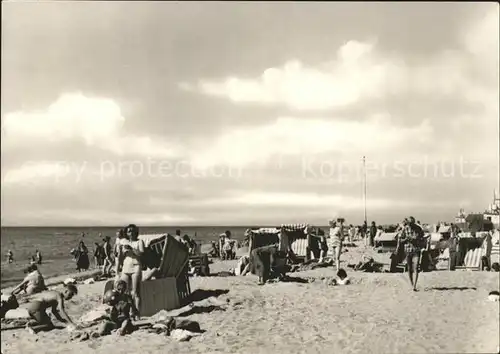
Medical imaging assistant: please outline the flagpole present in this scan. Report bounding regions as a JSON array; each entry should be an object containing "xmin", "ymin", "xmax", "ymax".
[{"xmin": 363, "ymin": 156, "xmax": 367, "ymax": 225}]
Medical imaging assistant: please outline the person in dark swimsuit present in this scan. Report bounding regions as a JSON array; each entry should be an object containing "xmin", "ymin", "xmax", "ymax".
[
  {"xmin": 23, "ymin": 284, "xmax": 79, "ymax": 333},
  {"xmin": 96, "ymin": 280, "xmax": 136, "ymax": 336}
]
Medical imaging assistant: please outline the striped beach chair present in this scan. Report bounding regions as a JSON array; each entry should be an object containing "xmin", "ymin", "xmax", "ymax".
[
  {"xmin": 247, "ymin": 228, "xmax": 281, "ymax": 257},
  {"xmin": 247, "ymin": 224, "xmax": 312, "ymax": 263},
  {"xmin": 455, "ymin": 247, "xmax": 483, "ymax": 270},
  {"xmin": 280, "ymin": 223, "xmax": 310, "ymax": 262},
  {"xmin": 103, "ymin": 233, "xmax": 191, "ymax": 316},
  {"xmin": 454, "ymin": 237, "xmax": 486, "ymax": 271},
  {"xmin": 491, "ymin": 243, "xmax": 500, "ymax": 265}
]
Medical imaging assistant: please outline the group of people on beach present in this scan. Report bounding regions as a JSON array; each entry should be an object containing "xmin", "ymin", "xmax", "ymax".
[
  {"xmin": 330, "ymin": 216, "xmax": 427, "ymax": 291},
  {"xmin": 2, "ymin": 264, "xmax": 79, "ymax": 334},
  {"xmin": 242, "ymin": 216, "xmax": 428, "ymax": 291},
  {"xmin": 1, "ymin": 225, "xmax": 147, "ymax": 335},
  {"xmin": 208, "ymin": 230, "xmax": 237, "ymax": 260},
  {"xmin": 5, "ymin": 249, "xmax": 42, "ymax": 266}
]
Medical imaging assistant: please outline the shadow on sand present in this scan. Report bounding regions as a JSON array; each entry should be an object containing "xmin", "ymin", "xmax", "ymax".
[
  {"xmin": 425, "ymin": 286, "xmax": 477, "ymax": 291},
  {"xmin": 177, "ymin": 305, "xmax": 225, "ymax": 317},
  {"xmin": 278, "ymin": 275, "xmax": 310, "ymax": 284},
  {"xmin": 186, "ymin": 289, "xmax": 229, "ymax": 303},
  {"xmin": 176, "ymin": 289, "xmax": 230, "ymax": 317},
  {"xmin": 1, "ymin": 324, "xmax": 65, "ymax": 332}
]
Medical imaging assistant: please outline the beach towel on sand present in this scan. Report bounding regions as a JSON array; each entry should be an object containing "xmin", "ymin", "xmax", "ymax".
[
  {"xmin": 79, "ymin": 304, "xmax": 110, "ymax": 323},
  {"xmin": 170, "ymin": 329, "xmax": 202, "ymax": 342}
]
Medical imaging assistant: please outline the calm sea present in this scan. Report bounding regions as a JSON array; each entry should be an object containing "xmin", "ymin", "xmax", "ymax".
[{"xmin": 0, "ymin": 226, "xmax": 257, "ymax": 288}]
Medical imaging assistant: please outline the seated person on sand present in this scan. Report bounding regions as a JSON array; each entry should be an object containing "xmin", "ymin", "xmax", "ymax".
[
  {"xmin": 187, "ymin": 259, "xmax": 199, "ymax": 276},
  {"xmin": 95, "ymin": 280, "xmax": 137, "ymax": 337},
  {"xmin": 336, "ymin": 268, "xmax": 351, "ymax": 285},
  {"xmin": 349, "ymin": 255, "xmax": 384, "ymax": 273},
  {"xmin": 235, "ymin": 255, "xmax": 251, "ymax": 276},
  {"xmin": 11, "ymin": 264, "xmax": 47, "ymax": 296},
  {"xmin": 22, "ymin": 284, "xmax": 79, "ymax": 333}
]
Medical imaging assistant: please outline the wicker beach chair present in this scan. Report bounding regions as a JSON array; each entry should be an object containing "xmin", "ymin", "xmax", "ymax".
[
  {"xmin": 103, "ymin": 233, "xmax": 191, "ymax": 316},
  {"xmin": 247, "ymin": 224, "xmax": 312, "ymax": 263}
]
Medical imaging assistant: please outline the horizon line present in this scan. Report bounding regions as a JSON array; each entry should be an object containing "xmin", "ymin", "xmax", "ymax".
[{"xmin": 0, "ymin": 221, "xmax": 449, "ymax": 228}]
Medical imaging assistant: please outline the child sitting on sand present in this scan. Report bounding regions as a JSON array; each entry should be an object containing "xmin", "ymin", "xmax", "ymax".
[
  {"xmin": 95, "ymin": 280, "xmax": 137, "ymax": 337},
  {"xmin": 336, "ymin": 268, "xmax": 350, "ymax": 285}
]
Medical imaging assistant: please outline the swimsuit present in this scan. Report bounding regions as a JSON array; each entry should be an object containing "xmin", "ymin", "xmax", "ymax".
[
  {"xmin": 122, "ymin": 240, "xmax": 142, "ymax": 274},
  {"xmin": 329, "ymin": 227, "xmax": 344, "ymax": 248}
]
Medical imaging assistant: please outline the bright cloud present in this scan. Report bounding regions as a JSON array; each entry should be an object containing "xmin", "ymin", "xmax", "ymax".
[
  {"xmin": 186, "ymin": 46, "xmax": 481, "ymax": 111},
  {"xmin": 184, "ymin": 40, "xmax": 404, "ymax": 110},
  {"xmin": 1, "ymin": 93, "xmax": 178, "ymax": 158},
  {"xmin": 211, "ymin": 191, "xmax": 421, "ymax": 210},
  {"xmin": 190, "ymin": 115, "xmax": 433, "ymax": 169},
  {"xmin": 183, "ymin": 8, "xmax": 498, "ymax": 112}
]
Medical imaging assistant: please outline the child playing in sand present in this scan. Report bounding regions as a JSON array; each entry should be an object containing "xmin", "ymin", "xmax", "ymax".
[
  {"xmin": 336, "ymin": 268, "xmax": 351, "ymax": 285},
  {"xmin": 95, "ymin": 280, "xmax": 136, "ymax": 336},
  {"xmin": 23, "ymin": 284, "xmax": 79, "ymax": 334}
]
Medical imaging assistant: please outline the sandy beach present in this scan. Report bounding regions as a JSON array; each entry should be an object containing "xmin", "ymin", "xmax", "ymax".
[{"xmin": 2, "ymin": 244, "xmax": 499, "ymax": 354}]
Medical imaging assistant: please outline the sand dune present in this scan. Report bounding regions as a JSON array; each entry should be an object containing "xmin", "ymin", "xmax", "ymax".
[{"xmin": 1, "ymin": 246, "xmax": 499, "ymax": 354}]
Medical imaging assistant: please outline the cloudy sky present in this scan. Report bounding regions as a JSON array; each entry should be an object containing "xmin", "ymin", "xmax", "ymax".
[{"xmin": 1, "ymin": 2, "xmax": 499, "ymax": 226}]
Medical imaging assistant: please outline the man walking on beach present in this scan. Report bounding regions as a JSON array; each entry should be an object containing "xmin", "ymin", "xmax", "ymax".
[{"xmin": 400, "ymin": 216, "xmax": 425, "ymax": 291}]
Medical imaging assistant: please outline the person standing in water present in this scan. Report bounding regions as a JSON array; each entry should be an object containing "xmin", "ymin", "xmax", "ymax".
[
  {"xmin": 400, "ymin": 216, "xmax": 425, "ymax": 291},
  {"xmin": 35, "ymin": 250, "xmax": 42, "ymax": 265},
  {"xmin": 6, "ymin": 250, "xmax": 14, "ymax": 264},
  {"xmin": 75, "ymin": 241, "xmax": 90, "ymax": 272}
]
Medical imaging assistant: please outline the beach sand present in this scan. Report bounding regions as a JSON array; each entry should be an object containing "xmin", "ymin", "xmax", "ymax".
[{"xmin": 2, "ymin": 244, "xmax": 499, "ymax": 354}]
